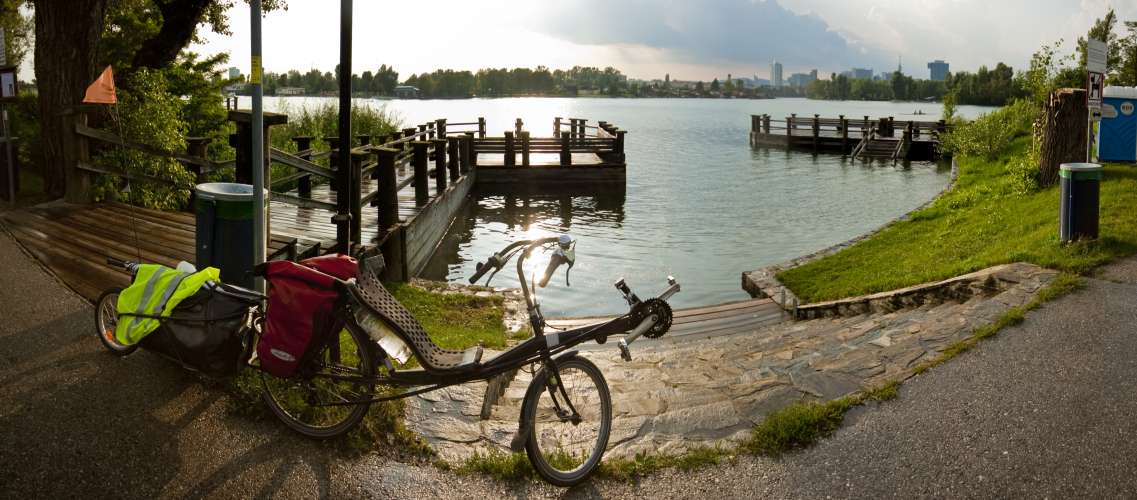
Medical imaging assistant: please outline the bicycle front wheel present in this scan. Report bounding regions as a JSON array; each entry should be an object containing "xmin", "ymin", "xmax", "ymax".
[
  {"xmin": 260, "ymin": 326, "xmax": 376, "ymax": 438},
  {"xmin": 521, "ymin": 354, "xmax": 612, "ymax": 487}
]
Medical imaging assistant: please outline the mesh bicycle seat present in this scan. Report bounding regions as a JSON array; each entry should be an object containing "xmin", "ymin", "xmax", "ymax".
[{"xmin": 351, "ymin": 257, "xmax": 484, "ymax": 372}]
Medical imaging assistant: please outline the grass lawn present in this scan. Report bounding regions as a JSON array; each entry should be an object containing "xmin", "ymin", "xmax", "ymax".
[
  {"xmin": 777, "ymin": 137, "xmax": 1137, "ymax": 303},
  {"xmin": 387, "ymin": 282, "xmax": 509, "ymax": 350}
]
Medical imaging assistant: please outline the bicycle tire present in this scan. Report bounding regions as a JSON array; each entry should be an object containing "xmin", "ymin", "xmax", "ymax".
[
  {"xmin": 94, "ymin": 287, "xmax": 138, "ymax": 356},
  {"xmin": 521, "ymin": 354, "xmax": 612, "ymax": 487},
  {"xmin": 260, "ymin": 325, "xmax": 376, "ymax": 438}
]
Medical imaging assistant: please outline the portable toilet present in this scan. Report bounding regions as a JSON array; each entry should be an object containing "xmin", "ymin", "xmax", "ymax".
[{"xmin": 1099, "ymin": 86, "xmax": 1137, "ymax": 162}]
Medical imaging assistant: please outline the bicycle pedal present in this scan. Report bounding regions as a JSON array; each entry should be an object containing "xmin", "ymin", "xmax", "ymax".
[{"xmin": 618, "ymin": 340, "xmax": 632, "ymax": 362}]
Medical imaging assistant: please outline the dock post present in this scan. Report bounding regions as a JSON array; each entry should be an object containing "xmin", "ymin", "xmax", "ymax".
[
  {"xmin": 477, "ymin": 117, "xmax": 486, "ymax": 139},
  {"xmin": 515, "ymin": 118, "xmax": 523, "ymax": 138},
  {"xmin": 431, "ymin": 138, "xmax": 448, "ymax": 193},
  {"xmin": 504, "ymin": 131, "xmax": 515, "ymax": 166},
  {"xmin": 839, "ymin": 115, "xmax": 848, "ymax": 153},
  {"xmin": 468, "ymin": 132, "xmax": 478, "ymax": 167},
  {"xmin": 460, "ymin": 132, "xmax": 473, "ymax": 173},
  {"xmin": 326, "ymin": 136, "xmax": 340, "ymax": 192},
  {"xmin": 435, "ymin": 118, "xmax": 447, "ymax": 138},
  {"xmin": 411, "ymin": 141, "xmax": 429, "ymax": 205},
  {"xmin": 350, "ymin": 150, "xmax": 366, "ymax": 245},
  {"xmin": 426, "ymin": 123, "xmax": 435, "ymax": 140},
  {"xmin": 418, "ymin": 123, "xmax": 427, "ymax": 140},
  {"xmin": 291, "ymin": 136, "xmax": 313, "ymax": 198},
  {"xmin": 614, "ymin": 130, "xmax": 626, "ymax": 163},
  {"xmin": 863, "ymin": 116, "xmax": 870, "ymax": 137},
  {"xmin": 357, "ymin": 134, "xmax": 370, "ymax": 146},
  {"xmin": 554, "ymin": 117, "xmax": 562, "ymax": 138},
  {"xmin": 560, "ymin": 131, "xmax": 572, "ymax": 165},
  {"xmin": 812, "ymin": 114, "xmax": 820, "ymax": 152},
  {"xmin": 785, "ymin": 116, "xmax": 793, "ymax": 143},
  {"xmin": 520, "ymin": 131, "xmax": 530, "ymax": 166},
  {"xmin": 763, "ymin": 114, "xmax": 771, "ymax": 134},
  {"xmin": 447, "ymin": 136, "xmax": 460, "ymax": 181},
  {"xmin": 374, "ymin": 147, "xmax": 399, "ymax": 231}
]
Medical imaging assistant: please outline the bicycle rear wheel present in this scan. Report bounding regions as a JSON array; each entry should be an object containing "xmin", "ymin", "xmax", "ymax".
[
  {"xmin": 94, "ymin": 287, "xmax": 138, "ymax": 356},
  {"xmin": 521, "ymin": 354, "xmax": 612, "ymax": 487},
  {"xmin": 260, "ymin": 326, "xmax": 376, "ymax": 438}
]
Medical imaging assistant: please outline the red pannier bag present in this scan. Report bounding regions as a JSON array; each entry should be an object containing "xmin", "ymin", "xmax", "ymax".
[{"xmin": 257, "ymin": 254, "xmax": 359, "ymax": 377}]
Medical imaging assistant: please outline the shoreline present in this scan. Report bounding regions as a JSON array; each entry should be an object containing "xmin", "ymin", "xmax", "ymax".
[{"xmin": 741, "ymin": 157, "xmax": 960, "ymax": 308}]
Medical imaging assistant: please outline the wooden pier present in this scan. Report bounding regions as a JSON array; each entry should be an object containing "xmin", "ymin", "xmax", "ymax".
[
  {"xmin": 749, "ymin": 114, "xmax": 949, "ymax": 161},
  {"xmin": 1, "ymin": 108, "xmax": 628, "ymax": 300}
]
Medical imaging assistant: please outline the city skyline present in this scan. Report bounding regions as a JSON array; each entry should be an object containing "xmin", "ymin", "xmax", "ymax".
[{"xmin": 189, "ymin": 0, "xmax": 1136, "ymax": 84}]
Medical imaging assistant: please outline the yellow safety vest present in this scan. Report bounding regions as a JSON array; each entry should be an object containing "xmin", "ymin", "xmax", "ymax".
[{"xmin": 115, "ymin": 264, "xmax": 221, "ymax": 345}]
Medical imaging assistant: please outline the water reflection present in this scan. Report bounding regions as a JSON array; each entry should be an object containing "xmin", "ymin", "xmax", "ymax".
[{"xmin": 419, "ymin": 190, "xmax": 626, "ymax": 287}]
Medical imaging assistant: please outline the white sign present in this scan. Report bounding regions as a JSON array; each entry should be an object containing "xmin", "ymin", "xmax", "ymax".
[
  {"xmin": 1088, "ymin": 71, "xmax": 1105, "ymax": 109},
  {"xmin": 1087, "ymin": 38, "xmax": 1107, "ymax": 74}
]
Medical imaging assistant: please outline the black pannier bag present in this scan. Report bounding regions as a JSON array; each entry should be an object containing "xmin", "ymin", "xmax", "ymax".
[{"xmin": 139, "ymin": 284, "xmax": 253, "ymax": 377}]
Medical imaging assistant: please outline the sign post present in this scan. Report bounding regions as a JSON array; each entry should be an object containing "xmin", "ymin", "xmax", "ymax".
[
  {"xmin": 0, "ymin": 28, "xmax": 17, "ymax": 207},
  {"xmin": 1087, "ymin": 38, "xmax": 1107, "ymax": 163},
  {"xmin": 249, "ymin": 0, "xmax": 266, "ymax": 292}
]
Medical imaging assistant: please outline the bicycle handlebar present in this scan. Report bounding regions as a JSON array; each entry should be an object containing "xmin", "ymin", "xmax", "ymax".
[{"xmin": 537, "ymin": 252, "xmax": 567, "ymax": 288}]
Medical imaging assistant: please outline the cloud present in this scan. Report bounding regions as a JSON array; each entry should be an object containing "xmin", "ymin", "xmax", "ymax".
[{"xmin": 533, "ymin": 0, "xmax": 891, "ymax": 74}]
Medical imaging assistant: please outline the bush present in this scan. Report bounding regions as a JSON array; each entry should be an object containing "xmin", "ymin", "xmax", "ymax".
[
  {"xmin": 940, "ymin": 99, "xmax": 1038, "ymax": 160},
  {"xmin": 91, "ymin": 69, "xmax": 194, "ymax": 209}
]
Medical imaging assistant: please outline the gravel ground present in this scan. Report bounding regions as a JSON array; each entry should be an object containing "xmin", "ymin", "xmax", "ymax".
[{"xmin": 4, "ymin": 223, "xmax": 1137, "ymax": 499}]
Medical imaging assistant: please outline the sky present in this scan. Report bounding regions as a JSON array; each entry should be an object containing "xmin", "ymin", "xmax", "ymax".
[{"xmin": 190, "ymin": 0, "xmax": 1137, "ymax": 82}]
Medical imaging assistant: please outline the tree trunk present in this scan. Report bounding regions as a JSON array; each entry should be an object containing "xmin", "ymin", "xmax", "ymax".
[
  {"xmin": 33, "ymin": 0, "xmax": 108, "ymax": 198},
  {"xmin": 1039, "ymin": 88, "xmax": 1088, "ymax": 188},
  {"xmin": 130, "ymin": 0, "xmax": 212, "ymax": 70}
]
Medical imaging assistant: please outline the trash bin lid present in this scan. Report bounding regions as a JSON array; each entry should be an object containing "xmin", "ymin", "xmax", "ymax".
[
  {"xmin": 195, "ymin": 182, "xmax": 253, "ymax": 202},
  {"xmin": 1059, "ymin": 163, "xmax": 1102, "ymax": 172}
]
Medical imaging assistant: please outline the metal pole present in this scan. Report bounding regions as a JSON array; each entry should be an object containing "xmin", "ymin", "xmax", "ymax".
[
  {"xmin": 337, "ymin": 0, "xmax": 353, "ymax": 251},
  {"xmin": 3, "ymin": 106, "xmax": 13, "ymax": 206},
  {"xmin": 250, "ymin": 0, "xmax": 266, "ymax": 292}
]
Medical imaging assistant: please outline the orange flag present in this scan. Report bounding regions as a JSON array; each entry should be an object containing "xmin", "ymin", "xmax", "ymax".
[{"xmin": 83, "ymin": 66, "xmax": 117, "ymax": 104}]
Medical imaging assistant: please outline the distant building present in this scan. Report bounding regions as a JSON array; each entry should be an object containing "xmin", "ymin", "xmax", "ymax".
[
  {"xmin": 394, "ymin": 85, "xmax": 420, "ymax": 98},
  {"xmin": 851, "ymin": 68, "xmax": 874, "ymax": 80},
  {"xmin": 276, "ymin": 86, "xmax": 305, "ymax": 96},
  {"xmin": 771, "ymin": 61, "xmax": 784, "ymax": 88},
  {"xmin": 787, "ymin": 69, "xmax": 818, "ymax": 88},
  {"xmin": 927, "ymin": 60, "xmax": 949, "ymax": 81},
  {"xmin": 228, "ymin": 67, "xmax": 241, "ymax": 80}
]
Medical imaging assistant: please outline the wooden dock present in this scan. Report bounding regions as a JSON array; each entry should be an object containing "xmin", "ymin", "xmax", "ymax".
[
  {"xmin": 3, "ymin": 110, "xmax": 629, "ymax": 301},
  {"xmin": 749, "ymin": 114, "xmax": 949, "ymax": 161}
]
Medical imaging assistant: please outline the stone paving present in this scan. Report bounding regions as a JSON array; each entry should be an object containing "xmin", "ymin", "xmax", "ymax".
[{"xmin": 405, "ymin": 262, "xmax": 1057, "ymax": 462}]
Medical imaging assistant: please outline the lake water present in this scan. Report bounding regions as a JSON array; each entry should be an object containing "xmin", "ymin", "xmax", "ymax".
[{"xmin": 265, "ymin": 97, "xmax": 994, "ymax": 316}]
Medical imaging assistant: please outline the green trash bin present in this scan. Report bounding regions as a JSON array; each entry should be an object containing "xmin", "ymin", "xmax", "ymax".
[
  {"xmin": 195, "ymin": 182, "xmax": 256, "ymax": 288},
  {"xmin": 1059, "ymin": 163, "xmax": 1102, "ymax": 242}
]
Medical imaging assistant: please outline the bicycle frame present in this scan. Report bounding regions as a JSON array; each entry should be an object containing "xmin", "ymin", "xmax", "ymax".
[{"xmin": 309, "ymin": 236, "xmax": 680, "ymax": 407}]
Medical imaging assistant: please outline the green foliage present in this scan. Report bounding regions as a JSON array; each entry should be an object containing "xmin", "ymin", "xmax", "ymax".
[
  {"xmin": 946, "ymin": 63, "xmax": 1021, "ymax": 106},
  {"xmin": 743, "ymin": 398, "xmax": 852, "ymax": 456},
  {"xmin": 0, "ymin": 0, "xmax": 32, "ymax": 66},
  {"xmin": 777, "ymin": 138, "xmax": 1137, "ymax": 303},
  {"xmin": 1016, "ymin": 40, "xmax": 1076, "ymax": 108},
  {"xmin": 91, "ymin": 69, "xmax": 194, "ymax": 209},
  {"xmin": 940, "ymin": 99, "xmax": 1037, "ymax": 160}
]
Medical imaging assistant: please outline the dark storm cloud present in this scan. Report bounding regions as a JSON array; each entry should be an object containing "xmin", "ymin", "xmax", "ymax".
[{"xmin": 535, "ymin": 0, "xmax": 890, "ymax": 71}]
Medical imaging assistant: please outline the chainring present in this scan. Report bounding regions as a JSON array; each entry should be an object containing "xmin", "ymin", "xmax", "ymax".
[{"xmin": 641, "ymin": 298, "xmax": 673, "ymax": 339}]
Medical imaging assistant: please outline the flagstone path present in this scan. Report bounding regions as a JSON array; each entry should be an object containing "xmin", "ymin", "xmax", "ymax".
[{"xmin": 406, "ymin": 263, "xmax": 1057, "ymax": 462}]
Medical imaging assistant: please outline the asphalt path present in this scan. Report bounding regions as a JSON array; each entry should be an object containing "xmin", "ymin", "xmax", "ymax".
[{"xmin": 4, "ymin": 223, "xmax": 1137, "ymax": 499}]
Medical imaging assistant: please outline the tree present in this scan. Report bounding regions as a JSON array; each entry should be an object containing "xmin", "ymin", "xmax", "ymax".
[
  {"xmin": 710, "ymin": 78, "xmax": 720, "ymax": 92},
  {"xmin": 31, "ymin": 0, "xmax": 285, "ymax": 197}
]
